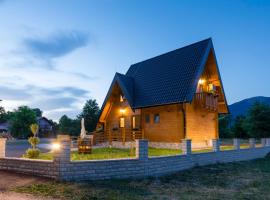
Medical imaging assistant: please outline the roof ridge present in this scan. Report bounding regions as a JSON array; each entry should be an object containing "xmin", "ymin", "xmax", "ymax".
[{"xmin": 129, "ymin": 38, "xmax": 212, "ymax": 68}]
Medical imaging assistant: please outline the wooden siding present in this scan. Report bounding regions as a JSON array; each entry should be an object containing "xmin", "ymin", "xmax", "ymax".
[
  {"xmin": 141, "ymin": 104, "xmax": 184, "ymax": 143},
  {"xmin": 185, "ymin": 100, "xmax": 218, "ymax": 145}
]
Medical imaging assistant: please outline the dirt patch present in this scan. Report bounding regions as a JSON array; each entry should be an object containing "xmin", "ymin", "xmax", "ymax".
[{"xmin": 0, "ymin": 170, "xmax": 56, "ymax": 200}]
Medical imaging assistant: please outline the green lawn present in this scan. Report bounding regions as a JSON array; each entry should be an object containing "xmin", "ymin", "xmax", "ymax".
[
  {"xmin": 13, "ymin": 156, "xmax": 270, "ymax": 200},
  {"xmin": 37, "ymin": 147, "xmax": 181, "ymax": 160},
  {"xmin": 36, "ymin": 145, "xmax": 253, "ymax": 161}
]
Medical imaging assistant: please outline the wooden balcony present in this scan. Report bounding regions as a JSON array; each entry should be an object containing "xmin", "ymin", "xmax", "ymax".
[
  {"xmin": 194, "ymin": 92, "xmax": 218, "ymax": 112},
  {"xmin": 92, "ymin": 129, "xmax": 144, "ymax": 145}
]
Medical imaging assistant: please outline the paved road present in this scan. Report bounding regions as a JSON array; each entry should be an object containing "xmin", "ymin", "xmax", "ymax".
[
  {"xmin": 0, "ymin": 170, "xmax": 57, "ymax": 200},
  {"xmin": 6, "ymin": 139, "xmax": 54, "ymax": 157}
]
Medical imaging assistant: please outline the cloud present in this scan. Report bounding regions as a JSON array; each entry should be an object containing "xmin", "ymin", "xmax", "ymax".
[
  {"xmin": 31, "ymin": 97, "xmax": 78, "ymax": 110},
  {"xmin": 0, "ymin": 86, "xmax": 30, "ymax": 100},
  {"xmin": 0, "ymin": 85, "xmax": 89, "ymax": 120},
  {"xmin": 23, "ymin": 31, "xmax": 89, "ymax": 59}
]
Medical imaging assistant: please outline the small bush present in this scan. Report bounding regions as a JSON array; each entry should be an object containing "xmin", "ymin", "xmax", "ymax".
[
  {"xmin": 28, "ymin": 136, "xmax": 40, "ymax": 148},
  {"xmin": 24, "ymin": 148, "xmax": 40, "ymax": 159}
]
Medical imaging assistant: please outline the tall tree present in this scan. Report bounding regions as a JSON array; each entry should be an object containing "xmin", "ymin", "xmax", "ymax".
[
  {"xmin": 32, "ymin": 108, "xmax": 43, "ymax": 117},
  {"xmin": 244, "ymin": 102, "xmax": 270, "ymax": 138},
  {"xmin": 9, "ymin": 106, "xmax": 37, "ymax": 138},
  {"xmin": 78, "ymin": 99, "xmax": 100, "ymax": 132},
  {"xmin": 231, "ymin": 115, "xmax": 248, "ymax": 138},
  {"xmin": 218, "ymin": 114, "xmax": 232, "ymax": 138},
  {"xmin": 58, "ymin": 115, "xmax": 80, "ymax": 136},
  {"xmin": 0, "ymin": 106, "xmax": 7, "ymax": 123}
]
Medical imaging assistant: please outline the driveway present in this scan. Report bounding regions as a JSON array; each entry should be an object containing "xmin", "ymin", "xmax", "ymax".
[{"xmin": 0, "ymin": 170, "xmax": 58, "ymax": 200}]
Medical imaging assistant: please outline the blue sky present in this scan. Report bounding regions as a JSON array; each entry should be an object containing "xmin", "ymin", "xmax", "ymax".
[{"xmin": 0, "ymin": 0, "xmax": 270, "ymax": 120}]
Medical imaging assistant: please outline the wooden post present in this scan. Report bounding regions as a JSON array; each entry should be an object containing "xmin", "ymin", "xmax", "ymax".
[
  {"xmin": 122, "ymin": 128, "xmax": 126, "ymax": 145},
  {"xmin": 109, "ymin": 129, "xmax": 112, "ymax": 145}
]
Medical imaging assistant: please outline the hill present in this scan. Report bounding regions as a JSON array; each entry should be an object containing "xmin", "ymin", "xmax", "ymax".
[{"xmin": 229, "ymin": 96, "xmax": 270, "ymax": 118}]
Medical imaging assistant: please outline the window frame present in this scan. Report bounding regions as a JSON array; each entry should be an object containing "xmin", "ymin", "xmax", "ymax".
[
  {"xmin": 154, "ymin": 113, "xmax": 160, "ymax": 124},
  {"xmin": 145, "ymin": 114, "xmax": 150, "ymax": 124}
]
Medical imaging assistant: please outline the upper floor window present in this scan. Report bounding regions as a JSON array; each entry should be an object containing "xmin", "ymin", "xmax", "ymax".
[
  {"xmin": 154, "ymin": 114, "xmax": 160, "ymax": 123},
  {"xmin": 120, "ymin": 95, "xmax": 124, "ymax": 102},
  {"xmin": 145, "ymin": 114, "xmax": 150, "ymax": 123}
]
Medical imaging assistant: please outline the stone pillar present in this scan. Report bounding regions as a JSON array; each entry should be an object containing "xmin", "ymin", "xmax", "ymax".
[
  {"xmin": 0, "ymin": 138, "xmax": 6, "ymax": 158},
  {"xmin": 233, "ymin": 138, "xmax": 240, "ymax": 150},
  {"xmin": 261, "ymin": 138, "xmax": 266, "ymax": 147},
  {"xmin": 181, "ymin": 139, "xmax": 192, "ymax": 155},
  {"xmin": 136, "ymin": 139, "xmax": 148, "ymax": 160},
  {"xmin": 212, "ymin": 139, "xmax": 220, "ymax": 152},
  {"xmin": 249, "ymin": 138, "xmax": 255, "ymax": 148},
  {"xmin": 266, "ymin": 138, "xmax": 270, "ymax": 147},
  {"xmin": 53, "ymin": 135, "xmax": 71, "ymax": 164}
]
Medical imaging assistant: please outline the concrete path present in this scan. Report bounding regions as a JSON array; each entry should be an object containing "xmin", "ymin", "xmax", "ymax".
[{"xmin": 0, "ymin": 170, "xmax": 58, "ymax": 200}]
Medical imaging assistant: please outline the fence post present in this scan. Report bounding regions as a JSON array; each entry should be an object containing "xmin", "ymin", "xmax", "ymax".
[
  {"xmin": 181, "ymin": 139, "xmax": 192, "ymax": 155},
  {"xmin": 233, "ymin": 138, "xmax": 240, "ymax": 150},
  {"xmin": 212, "ymin": 139, "xmax": 220, "ymax": 152},
  {"xmin": 0, "ymin": 138, "xmax": 6, "ymax": 158},
  {"xmin": 249, "ymin": 138, "xmax": 255, "ymax": 148},
  {"xmin": 266, "ymin": 138, "xmax": 270, "ymax": 147},
  {"xmin": 136, "ymin": 139, "xmax": 148, "ymax": 160},
  {"xmin": 261, "ymin": 138, "xmax": 266, "ymax": 147},
  {"xmin": 53, "ymin": 135, "xmax": 71, "ymax": 180}
]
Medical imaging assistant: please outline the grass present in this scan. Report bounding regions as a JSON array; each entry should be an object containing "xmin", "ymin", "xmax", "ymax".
[
  {"xmin": 12, "ymin": 156, "xmax": 270, "ymax": 200},
  {"xmin": 37, "ymin": 147, "xmax": 181, "ymax": 161},
  {"xmin": 36, "ymin": 145, "xmax": 254, "ymax": 161}
]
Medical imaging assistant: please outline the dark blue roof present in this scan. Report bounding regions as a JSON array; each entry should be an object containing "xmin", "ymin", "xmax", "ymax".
[{"xmin": 101, "ymin": 38, "xmax": 219, "ymax": 111}]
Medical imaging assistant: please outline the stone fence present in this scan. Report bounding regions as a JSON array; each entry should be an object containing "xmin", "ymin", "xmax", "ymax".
[{"xmin": 0, "ymin": 136, "xmax": 270, "ymax": 181}]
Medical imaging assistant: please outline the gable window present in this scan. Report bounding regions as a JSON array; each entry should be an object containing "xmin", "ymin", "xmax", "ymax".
[
  {"xmin": 145, "ymin": 114, "xmax": 150, "ymax": 123},
  {"xmin": 154, "ymin": 114, "xmax": 160, "ymax": 123},
  {"xmin": 119, "ymin": 117, "xmax": 125, "ymax": 128},
  {"xmin": 120, "ymin": 95, "xmax": 124, "ymax": 102}
]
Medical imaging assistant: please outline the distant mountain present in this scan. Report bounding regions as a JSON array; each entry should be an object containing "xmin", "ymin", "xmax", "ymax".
[{"xmin": 229, "ymin": 96, "xmax": 270, "ymax": 118}]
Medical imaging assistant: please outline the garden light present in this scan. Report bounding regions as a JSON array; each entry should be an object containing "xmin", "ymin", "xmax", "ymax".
[{"xmin": 52, "ymin": 142, "xmax": 61, "ymax": 151}]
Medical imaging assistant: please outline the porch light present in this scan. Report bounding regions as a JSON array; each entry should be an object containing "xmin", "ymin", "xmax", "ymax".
[
  {"xmin": 120, "ymin": 108, "xmax": 126, "ymax": 114},
  {"xmin": 198, "ymin": 79, "xmax": 205, "ymax": 85},
  {"xmin": 52, "ymin": 142, "xmax": 61, "ymax": 151}
]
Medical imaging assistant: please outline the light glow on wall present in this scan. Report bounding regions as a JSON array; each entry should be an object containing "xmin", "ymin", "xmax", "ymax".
[{"xmin": 198, "ymin": 79, "xmax": 205, "ymax": 85}]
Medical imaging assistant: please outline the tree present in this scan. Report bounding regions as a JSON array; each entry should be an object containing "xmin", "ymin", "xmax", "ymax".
[
  {"xmin": 78, "ymin": 99, "xmax": 100, "ymax": 132},
  {"xmin": 244, "ymin": 102, "xmax": 270, "ymax": 138},
  {"xmin": 9, "ymin": 106, "xmax": 37, "ymax": 138},
  {"xmin": 218, "ymin": 114, "xmax": 232, "ymax": 138},
  {"xmin": 32, "ymin": 108, "xmax": 43, "ymax": 117},
  {"xmin": 231, "ymin": 115, "xmax": 248, "ymax": 138},
  {"xmin": 58, "ymin": 115, "xmax": 80, "ymax": 136},
  {"xmin": 0, "ymin": 106, "xmax": 7, "ymax": 123}
]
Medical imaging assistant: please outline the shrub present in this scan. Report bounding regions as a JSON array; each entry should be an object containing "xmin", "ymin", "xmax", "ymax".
[
  {"xmin": 24, "ymin": 123, "xmax": 40, "ymax": 159},
  {"xmin": 28, "ymin": 137, "xmax": 40, "ymax": 149},
  {"xmin": 24, "ymin": 148, "xmax": 40, "ymax": 159}
]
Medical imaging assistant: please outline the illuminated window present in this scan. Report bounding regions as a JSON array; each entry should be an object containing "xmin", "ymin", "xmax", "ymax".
[
  {"xmin": 119, "ymin": 117, "xmax": 125, "ymax": 128},
  {"xmin": 120, "ymin": 95, "xmax": 124, "ymax": 102},
  {"xmin": 145, "ymin": 114, "xmax": 150, "ymax": 123},
  {"xmin": 154, "ymin": 114, "xmax": 160, "ymax": 123}
]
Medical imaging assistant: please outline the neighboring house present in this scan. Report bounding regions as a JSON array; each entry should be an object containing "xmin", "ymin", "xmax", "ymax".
[
  {"xmin": 97, "ymin": 38, "xmax": 229, "ymax": 149},
  {"xmin": 37, "ymin": 117, "xmax": 55, "ymax": 137}
]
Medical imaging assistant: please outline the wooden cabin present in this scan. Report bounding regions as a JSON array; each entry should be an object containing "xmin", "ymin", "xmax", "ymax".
[{"xmin": 96, "ymin": 38, "xmax": 228, "ymax": 149}]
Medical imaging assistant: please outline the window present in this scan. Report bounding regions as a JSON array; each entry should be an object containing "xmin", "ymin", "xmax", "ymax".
[
  {"xmin": 119, "ymin": 117, "xmax": 125, "ymax": 128},
  {"xmin": 154, "ymin": 114, "xmax": 160, "ymax": 123},
  {"xmin": 120, "ymin": 95, "xmax": 124, "ymax": 102},
  {"xmin": 145, "ymin": 114, "xmax": 150, "ymax": 123},
  {"xmin": 132, "ymin": 115, "xmax": 141, "ymax": 129}
]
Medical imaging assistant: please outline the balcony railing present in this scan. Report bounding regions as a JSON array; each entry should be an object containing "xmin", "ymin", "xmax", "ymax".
[{"xmin": 194, "ymin": 92, "xmax": 218, "ymax": 112}]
